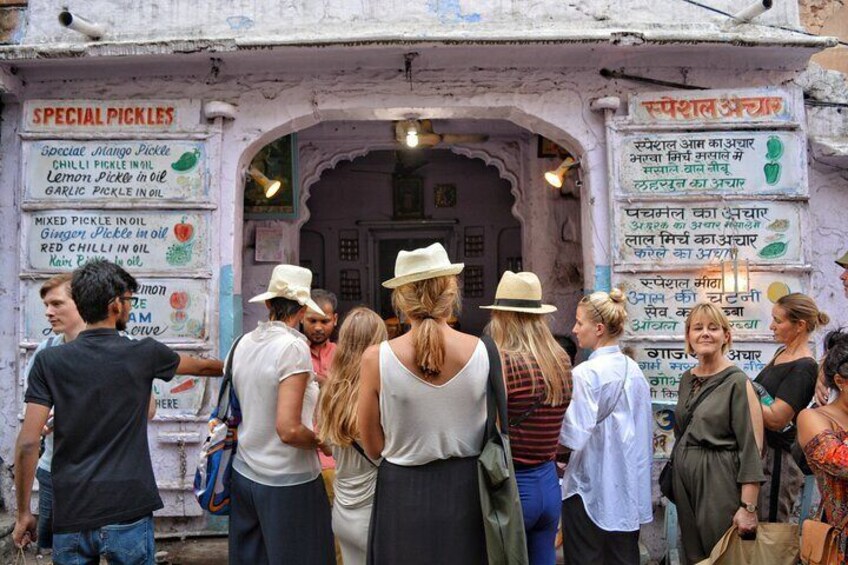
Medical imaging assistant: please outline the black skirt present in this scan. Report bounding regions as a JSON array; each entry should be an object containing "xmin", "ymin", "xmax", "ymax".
[{"xmin": 367, "ymin": 456, "xmax": 487, "ymax": 565}]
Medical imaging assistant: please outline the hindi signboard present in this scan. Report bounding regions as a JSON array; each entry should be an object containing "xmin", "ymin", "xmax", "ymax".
[
  {"xmin": 616, "ymin": 131, "xmax": 805, "ymax": 196},
  {"xmin": 24, "ymin": 140, "xmax": 207, "ymax": 202},
  {"xmin": 617, "ymin": 271, "xmax": 807, "ymax": 337},
  {"xmin": 633, "ymin": 341, "xmax": 781, "ymax": 404},
  {"xmin": 615, "ymin": 200, "xmax": 803, "ymax": 265},
  {"xmin": 27, "ymin": 210, "xmax": 209, "ymax": 272},
  {"xmin": 628, "ymin": 88, "xmax": 797, "ymax": 125},
  {"xmin": 24, "ymin": 278, "xmax": 209, "ymax": 343}
]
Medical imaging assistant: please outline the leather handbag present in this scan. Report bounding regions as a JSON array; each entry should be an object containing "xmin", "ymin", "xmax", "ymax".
[
  {"xmin": 800, "ymin": 516, "xmax": 843, "ymax": 565},
  {"xmin": 194, "ymin": 335, "xmax": 245, "ymax": 515},
  {"xmin": 478, "ymin": 336, "xmax": 529, "ymax": 565}
]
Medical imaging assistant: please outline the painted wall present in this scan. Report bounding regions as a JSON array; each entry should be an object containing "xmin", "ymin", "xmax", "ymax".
[
  {"xmin": 0, "ymin": 45, "xmax": 844, "ymax": 555},
  {"xmin": 23, "ymin": 0, "xmax": 801, "ymax": 45}
]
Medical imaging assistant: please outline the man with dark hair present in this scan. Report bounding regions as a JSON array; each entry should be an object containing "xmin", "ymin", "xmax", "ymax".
[
  {"xmin": 303, "ymin": 289, "xmax": 339, "ymax": 385},
  {"xmin": 13, "ymin": 260, "xmax": 223, "ymax": 563},
  {"xmin": 228, "ymin": 265, "xmax": 334, "ymax": 564}
]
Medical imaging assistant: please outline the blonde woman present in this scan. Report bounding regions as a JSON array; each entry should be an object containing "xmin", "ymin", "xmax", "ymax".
[
  {"xmin": 483, "ymin": 271, "xmax": 571, "ymax": 565},
  {"xmin": 752, "ymin": 293, "xmax": 829, "ymax": 522},
  {"xmin": 559, "ymin": 289, "xmax": 652, "ymax": 565},
  {"xmin": 318, "ymin": 307, "xmax": 387, "ymax": 565},
  {"xmin": 672, "ymin": 303, "xmax": 764, "ymax": 564},
  {"xmin": 359, "ymin": 243, "xmax": 488, "ymax": 564}
]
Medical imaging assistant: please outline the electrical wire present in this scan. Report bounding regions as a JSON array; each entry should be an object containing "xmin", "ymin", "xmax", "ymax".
[{"xmin": 678, "ymin": 0, "xmax": 848, "ymax": 47}]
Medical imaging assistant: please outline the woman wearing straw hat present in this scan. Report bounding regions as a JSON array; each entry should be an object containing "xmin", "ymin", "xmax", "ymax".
[
  {"xmin": 358, "ymin": 242, "xmax": 488, "ymax": 564},
  {"xmin": 229, "ymin": 265, "xmax": 335, "ymax": 565},
  {"xmin": 482, "ymin": 271, "xmax": 572, "ymax": 565},
  {"xmin": 559, "ymin": 289, "xmax": 652, "ymax": 565}
]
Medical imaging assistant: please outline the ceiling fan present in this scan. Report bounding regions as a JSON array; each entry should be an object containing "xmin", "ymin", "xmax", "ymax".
[{"xmin": 395, "ymin": 119, "xmax": 489, "ymax": 148}]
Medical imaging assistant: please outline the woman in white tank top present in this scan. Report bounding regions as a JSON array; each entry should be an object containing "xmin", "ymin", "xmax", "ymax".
[{"xmin": 358, "ymin": 243, "xmax": 489, "ymax": 565}]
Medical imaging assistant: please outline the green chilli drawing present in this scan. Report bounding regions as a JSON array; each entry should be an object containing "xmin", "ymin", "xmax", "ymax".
[{"xmin": 763, "ymin": 136, "xmax": 784, "ymax": 186}]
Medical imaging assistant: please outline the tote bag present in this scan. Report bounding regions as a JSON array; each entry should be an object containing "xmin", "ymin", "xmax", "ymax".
[
  {"xmin": 478, "ymin": 337, "xmax": 529, "ymax": 565},
  {"xmin": 695, "ymin": 524, "xmax": 799, "ymax": 565}
]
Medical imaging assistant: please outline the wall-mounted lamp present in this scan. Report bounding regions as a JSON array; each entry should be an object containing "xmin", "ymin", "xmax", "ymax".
[
  {"xmin": 733, "ymin": 0, "xmax": 773, "ymax": 22},
  {"xmin": 721, "ymin": 247, "xmax": 749, "ymax": 293},
  {"xmin": 403, "ymin": 120, "xmax": 420, "ymax": 148},
  {"xmin": 544, "ymin": 157, "xmax": 579, "ymax": 189},
  {"xmin": 248, "ymin": 167, "xmax": 283, "ymax": 199},
  {"xmin": 58, "ymin": 11, "xmax": 106, "ymax": 40}
]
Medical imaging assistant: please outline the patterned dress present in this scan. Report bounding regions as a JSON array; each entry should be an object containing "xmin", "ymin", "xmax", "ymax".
[{"xmin": 803, "ymin": 428, "xmax": 848, "ymax": 565}]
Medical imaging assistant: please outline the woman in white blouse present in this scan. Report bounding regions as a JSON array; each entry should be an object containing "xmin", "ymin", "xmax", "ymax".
[{"xmin": 559, "ymin": 289, "xmax": 653, "ymax": 564}]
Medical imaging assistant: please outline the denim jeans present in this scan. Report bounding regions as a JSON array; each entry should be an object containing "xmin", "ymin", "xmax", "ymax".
[
  {"xmin": 36, "ymin": 467, "xmax": 53, "ymax": 550},
  {"xmin": 52, "ymin": 515, "xmax": 154, "ymax": 565},
  {"xmin": 515, "ymin": 461, "xmax": 561, "ymax": 565}
]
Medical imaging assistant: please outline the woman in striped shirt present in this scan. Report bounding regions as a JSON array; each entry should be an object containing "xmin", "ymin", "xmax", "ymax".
[{"xmin": 483, "ymin": 271, "xmax": 572, "ymax": 565}]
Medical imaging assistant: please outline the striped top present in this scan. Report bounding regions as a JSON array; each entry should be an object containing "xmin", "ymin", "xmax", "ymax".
[{"xmin": 503, "ymin": 352, "xmax": 570, "ymax": 465}]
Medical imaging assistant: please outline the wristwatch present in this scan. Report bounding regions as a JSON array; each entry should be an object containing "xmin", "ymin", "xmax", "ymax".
[{"xmin": 740, "ymin": 501, "xmax": 757, "ymax": 513}]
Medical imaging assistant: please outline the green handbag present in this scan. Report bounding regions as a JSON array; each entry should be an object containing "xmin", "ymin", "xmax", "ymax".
[{"xmin": 479, "ymin": 337, "xmax": 530, "ymax": 565}]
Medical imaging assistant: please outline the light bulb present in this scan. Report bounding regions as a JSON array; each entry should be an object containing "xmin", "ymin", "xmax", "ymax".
[{"xmin": 405, "ymin": 129, "xmax": 419, "ymax": 148}]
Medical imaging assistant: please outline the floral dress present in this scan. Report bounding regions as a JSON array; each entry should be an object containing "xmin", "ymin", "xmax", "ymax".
[{"xmin": 803, "ymin": 428, "xmax": 848, "ymax": 564}]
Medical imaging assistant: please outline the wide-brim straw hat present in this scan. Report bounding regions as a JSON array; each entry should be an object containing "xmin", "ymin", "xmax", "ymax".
[
  {"xmin": 249, "ymin": 264, "xmax": 324, "ymax": 315},
  {"xmin": 382, "ymin": 242, "xmax": 464, "ymax": 289},
  {"xmin": 480, "ymin": 271, "xmax": 557, "ymax": 314},
  {"xmin": 837, "ymin": 250, "xmax": 848, "ymax": 269}
]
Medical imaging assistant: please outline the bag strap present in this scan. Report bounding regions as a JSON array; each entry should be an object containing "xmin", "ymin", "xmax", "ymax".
[
  {"xmin": 214, "ymin": 334, "xmax": 246, "ymax": 420},
  {"xmin": 676, "ymin": 368, "xmax": 738, "ymax": 437},
  {"xmin": 482, "ymin": 336, "xmax": 508, "ymax": 442},
  {"xmin": 351, "ymin": 440, "xmax": 378, "ymax": 468},
  {"xmin": 508, "ymin": 392, "xmax": 545, "ymax": 428}
]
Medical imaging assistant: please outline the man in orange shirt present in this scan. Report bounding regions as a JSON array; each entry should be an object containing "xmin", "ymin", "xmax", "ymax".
[{"xmin": 304, "ymin": 289, "xmax": 338, "ymax": 385}]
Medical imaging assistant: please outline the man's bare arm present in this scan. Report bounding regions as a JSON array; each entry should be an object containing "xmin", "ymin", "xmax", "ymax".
[
  {"xmin": 176, "ymin": 354, "xmax": 223, "ymax": 376},
  {"xmin": 13, "ymin": 403, "xmax": 51, "ymax": 547}
]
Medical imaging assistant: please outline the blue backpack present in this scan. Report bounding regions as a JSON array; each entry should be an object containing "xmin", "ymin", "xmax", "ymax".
[{"xmin": 194, "ymin": 335, "xmax": 244, "ymax": 515}]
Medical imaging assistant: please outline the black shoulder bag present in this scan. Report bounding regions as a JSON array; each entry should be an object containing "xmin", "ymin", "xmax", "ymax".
[{"xmin": 659, "ymin": 370, "xmax": 734, "ymax": 503}]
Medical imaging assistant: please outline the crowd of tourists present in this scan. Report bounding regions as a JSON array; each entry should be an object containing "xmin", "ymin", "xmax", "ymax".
[{"xmin": 10, "ymin": 246, "xmax": 848, "ymax": 565}]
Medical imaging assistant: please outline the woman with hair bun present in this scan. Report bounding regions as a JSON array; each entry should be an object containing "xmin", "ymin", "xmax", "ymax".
[
  {"xmin": 672, "ymin": 303, "xmax": 764, "ymax": 564},
  {"xmin": 751, "ymin": 293, "xmax": 829, "ymax": 522},
  {"xmin": 358, "ymin": 243, "xmax": 488, "ymax": 564},
  {"xmin": 559, "ymin": 289, "xmax": 653, "ymax": 564}
]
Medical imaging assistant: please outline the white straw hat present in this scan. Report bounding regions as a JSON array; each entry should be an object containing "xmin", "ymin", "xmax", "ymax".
[
  {"xmin": 382, "ymin": 242, "xmax": 464, "ymax": 289},
  {"xmin": 248, "ymin": 264, "xmax": 324, "ymax": 315},
  {"xmin": 480, "ymin": 271, "xmax": 557, "ymax": 314}
]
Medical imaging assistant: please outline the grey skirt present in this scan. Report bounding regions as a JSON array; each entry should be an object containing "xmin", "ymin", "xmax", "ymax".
[{"xmin": 367, "ymin": 456, "xmax": 486, "ymax": 565}]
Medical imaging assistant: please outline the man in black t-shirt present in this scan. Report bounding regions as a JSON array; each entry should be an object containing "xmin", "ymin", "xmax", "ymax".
[{"xmin": 13, "ymin": 260, "xmax": 223, "ymax": 563}]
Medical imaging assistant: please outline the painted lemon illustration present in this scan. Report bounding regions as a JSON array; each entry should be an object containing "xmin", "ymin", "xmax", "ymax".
[{"xmin": 767, "ymin": 281, "xmax": 790, "ymax": 303}]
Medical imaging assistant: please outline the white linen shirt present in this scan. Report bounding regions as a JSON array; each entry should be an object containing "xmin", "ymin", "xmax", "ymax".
[
  {"xmin": 232, "ymin": 321, "xmax": 321, "ymax": 487},
  {"xmin": 559, "ymin": 345, "xmax": 653, "ymax": 532}
]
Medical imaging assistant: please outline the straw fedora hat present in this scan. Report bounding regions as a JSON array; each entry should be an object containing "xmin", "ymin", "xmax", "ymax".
[
  {"xmin": 248, "ymin": 264, "xmax": 324, "ymax": 315},
  {"xmin": 382, "ymin": 242, "xmax": 464, "ymax": 289},
  {"xmin": 837, "ymin": 249, "xmax": 848, "ymax": 269},
  {"xmin": 480, "ymin": 271, "xmax": 557, "ymax": 314}
]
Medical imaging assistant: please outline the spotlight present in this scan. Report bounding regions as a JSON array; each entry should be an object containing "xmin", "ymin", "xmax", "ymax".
[
  {"xmin": 248, "ymin": 167, "xmax": 283, "ymax": 199},
  {"xmin": 544, "ymin": 157, "xmax": 579, "ymax": 189}
]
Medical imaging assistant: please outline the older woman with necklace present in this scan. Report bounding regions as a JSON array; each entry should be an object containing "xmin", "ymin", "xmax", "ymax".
[{"xmin": 670, "ymin": 303, "xmax": 765, "ymax": 564}]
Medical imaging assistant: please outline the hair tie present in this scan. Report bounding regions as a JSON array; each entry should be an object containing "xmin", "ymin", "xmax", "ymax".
[{"xmin": 420, "ymin": 313, "xmax": 434, "ymax": 320}]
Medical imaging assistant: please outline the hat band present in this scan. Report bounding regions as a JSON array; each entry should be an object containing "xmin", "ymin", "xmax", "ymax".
[{"xmin": 493, "ymin": 298, "xmax": 543, "ymax": 309}]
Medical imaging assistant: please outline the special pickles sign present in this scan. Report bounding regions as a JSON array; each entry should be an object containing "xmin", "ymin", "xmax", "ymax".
[
  {"xmin": 27, "ymin": 210, "xmax": 208, "ymax": 271},
  {"xmin": 25, "ymin": 140, "xmax": 207, "ymax": 201},
  {"xmin": 22, "ymin": 100, "xmax": 200, "ymax": 133}
]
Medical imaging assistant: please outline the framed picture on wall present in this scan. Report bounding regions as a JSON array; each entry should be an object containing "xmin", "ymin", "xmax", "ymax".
[
  {"xmin": 255, "ymin": 226, "xmax": 284, "ymax": 262},
  {"xmin": 244, "ymin": 133, "xmax": 299, "ymax": 220},
  {"xmin": 393, "ymin": 176, "xmax": 424, "ymax": 220},
  {"xmin": 537, "ymin": 135, "xmax": 568, "ymax": 159}
]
